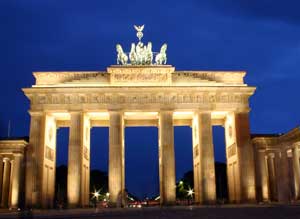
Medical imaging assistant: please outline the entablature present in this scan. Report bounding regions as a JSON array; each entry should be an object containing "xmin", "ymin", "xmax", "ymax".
[
  {"xmin": 23, "ymin": 86, "xmax": 254, "ymax": 112},
  {"xmin": 0, "ymin": 140, "xmax": 27, "ymax": 155},
  {"xmin": 252, "ymin": 126, "xmax": 300, "ymax": 151},
  {"xmin": 31, "ymin": 66, "xmax": 249, "ymax": 87}
]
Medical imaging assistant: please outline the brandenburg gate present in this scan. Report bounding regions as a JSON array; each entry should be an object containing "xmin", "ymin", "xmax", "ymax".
[{"xmin": 22, "ymin": 26, "xmax": 257, "ymax": 208}]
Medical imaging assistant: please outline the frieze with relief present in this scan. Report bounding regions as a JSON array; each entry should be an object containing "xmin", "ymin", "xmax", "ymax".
[
  {"xmin": 111, "ymin": 72, "xmax": 170, "ymax": 83},
  {"xmin": 32, "ymin": 92, "xmax": 249, "ymax": 105}
]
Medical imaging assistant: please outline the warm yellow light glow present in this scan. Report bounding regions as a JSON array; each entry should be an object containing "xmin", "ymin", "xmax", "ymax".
[
  {"xmin": 226, "ymin": 113, "xmax": 233, "ymax": 125},
  {"xmin": 92, "ymin": 190, "xmax": 100, "ymax": 199},
  {"xmin": 179, "ymin": 181, "xmax": 183, "ymax": 185},
  {"xmin": 124, "ymin": 112, "xmax": 158, "ymax": 120},
  {"xmin": 87, "ymin": 112, "xmax": 109, "ymax": 119},
  {"xmin": 173, "ymin": 112, "xmax": 193, "ymax": 116},
  {"xmin": 187, "ymin": 188, "xmax": 194, "ymax": 197},
  {"xmin": 154, "ymin": 196, "xmax": 160, "ymax": 201},
  {"xmin": 124, "ymin": 112, "xmax": 158, "ymax": 116},
  {"xmin": 50, "ymin": 112, "xmax": 71, "ymax": 120},
  {"xmin": 211, "ymin": 111, "xmax": 227, "ymax": 119},
  {"xmin": 173, "ymin": 111, "xmax": 194, "ymax": 120}
]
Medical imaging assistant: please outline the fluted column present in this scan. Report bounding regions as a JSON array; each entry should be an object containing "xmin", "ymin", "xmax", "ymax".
[
  {"xmin": 159, "ymin": 110, "xmax": 176, "ymax": 205},
  {"xmin": 1, "ymin": 158, "xmax": 11, "ymax": 208},
  {"xmin": 267, "ymin": 153, "xmax": 277, "ymax": 201},
  {"xmin": 0, "ymin": 155, "xmax": 3, "ymax": 204},
  {"xmin": 275, "ymin": 151, "xmax": 290, "ymax": 203},
  {"xmin": 234, "ymin": 112, "xmax": 256, "ymax": 202},
  {"xmin": 292, "ymin": 145, "xmax": 300, "ymax": 200},
  {"xmin": 67, "ymin": 112, "xmax": 83, "ymax": 207},
  {"xmin": 25, "ymin": 112, "xmax": 44, "ymax": 208},
  {"xmin": 192, "ymin": 112, "xmax": 216, "ymax": 204},
  {"xmin": 10, "ymin": 154, "xmax": 24, "ymax": 208},
  {"xmin": 257, "ymin": 151, "xmax": 269, "ymax": 201},
  {"xmin": 81, "ymin": 113, "xmax": 91, "ymax": 207},
  {"xmin": 8, "ymin": 160, "xmax": 14, "ymax": 208},
  {"xmin": 108, "ymin": 111, "xmax": 125, "ymax": 207}
]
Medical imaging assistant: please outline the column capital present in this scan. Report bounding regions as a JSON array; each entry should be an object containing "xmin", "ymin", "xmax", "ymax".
[
  {"xmin": 227, "ymin": 111, "xmax": 250, "ymax": 116},
  {"xmin": 13, "ymin": 153, "xmax": 24, "ymax": 158},
  {"xmin": 293, "ymin": 142, "xmax": 300, "ymax": 148},
  {"xmin": 159, "ymin": 108, "xmax": 174, "ymax": 112},
  {"xmin": 233, "ymin": 109, "xmax": 251, "ymax": 113},
  {"xmin": 108, "ymin": 110, "xmax": 124, "ymax": 114},
  {"xmin": 268, "ymin": 153, "xmax": 275, "ymax": 159},
  {"xmin": 108, "ymin": 107, "xmax": 124, "ymax": 112},
  {"xmin": 159, "ymin": 110, "xmax": 174, "ymax": 115},
  {"xmin": 193, "ymin": 110, "xmax": 212, "ymax": 114},
  {"xmin": 29, "ymin": 111, "xmax": 44, "ymax": 117},
  {"xmin": 3, "ymin": 157, "xmax": 10, "ymax": 162},
  {"xmin": 69, "ymin": 110, "xmax": 83, "ymax": 115}
]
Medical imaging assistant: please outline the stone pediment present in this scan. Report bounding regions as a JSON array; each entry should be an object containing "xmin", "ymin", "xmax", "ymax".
[{"xmin": 32, "ymin": 65, "xmax": 247, "ymax": 87}]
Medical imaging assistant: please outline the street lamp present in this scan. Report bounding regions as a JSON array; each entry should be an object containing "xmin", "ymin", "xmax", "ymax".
[
  {"xmin": 187, "ymin": 188, "xmax": 194, "ymax": 197},
  {"xmin": 94, "ymin": 192, "xmax": 100, "ymax": 198},
  {"xmin": 93, "ymin": 190, "xmax": 100, "ymax": 200}
]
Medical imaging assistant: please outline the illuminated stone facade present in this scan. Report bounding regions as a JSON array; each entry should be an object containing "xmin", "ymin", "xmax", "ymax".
[
  {"xmin": 21, "ymin": 65, "xmax": 258, "ymax": 207},
  {"xmin": 252, "ymin": 127, "xmax": 300, "ymax": 203},
  {"xmin": 2, "ymin": 24, "xmax": 298, "ymax": 209},
  {"xmin": 0, "ymin": 139, "xmax": 27, "ymax": 209}
]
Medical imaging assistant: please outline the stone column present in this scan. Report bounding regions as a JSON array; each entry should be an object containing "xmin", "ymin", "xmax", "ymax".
[
  {"xmin": 257, "ymin": 150, "xmax": 269, "ymax": 202},
  {"xmin": 108, "ymin": 111, "xmax": 125, "ymax": 207},
  {"xmin": 0, "ymin": 155, "xmax": 3, "ymax": 203},
  {"xmin": 67, "ymin": 112, "xmax": 83, "ymax": 207},
  {"xmin": 25, "ymin": 112, "xmax": 44, "ymax": 208},
  {"xmin": 1, "ymin": 158, "xmax": 11, "ymax": 208},
  {"xmin": 234, "ymin": 112, "xmax": 256, "ymax": 202},
  {"xmin": 192, "ymin": 112, "xmax": 216, "ymax": 204},
  {"xmin": 159, "ymin": 110, "xmax": 176, "ymax": 205},
  {"xmin": 10, "ymin": 154, "xmax": 24, "ymax": 209},
  {"xmin": 275, "ymin": 151, "xmax": 290, "ymax": 203},
  {"xmin": 81, "ymin": 114, "xmax": 91, "ymax": 207},
  {"xmin": 8, "ymin": 160, "xmax": 14, "ymax": 208},
  {"xmin": 267, "ymin": 153, "xmax": 277, "ymax": 201},
  {"xmin": 292, "ymin": 145, "xmax": 300, "ymax": 200}
]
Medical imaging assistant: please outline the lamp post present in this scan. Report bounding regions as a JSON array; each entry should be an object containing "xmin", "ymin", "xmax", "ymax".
[
  {"xmin": 92, "ymin": 190, "xmax": 100, "ymax": 208},
  {"xmin": 187, "ymin": 188, "xmax": 194, "ymax": 205}
]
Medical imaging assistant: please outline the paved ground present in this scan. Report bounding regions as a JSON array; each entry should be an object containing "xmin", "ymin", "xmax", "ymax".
[{"xmin": 0, "ymin": 205, "xmax": 300, "ymax": 219}]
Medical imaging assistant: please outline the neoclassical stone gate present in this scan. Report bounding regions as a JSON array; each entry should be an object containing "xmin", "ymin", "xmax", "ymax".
[{"xmin": 23, "ymin": 65, "xmax": 257, "ymax": 208}]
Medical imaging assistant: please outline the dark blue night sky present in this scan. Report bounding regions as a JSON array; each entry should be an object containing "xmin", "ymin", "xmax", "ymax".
[{"xmin": 1, "ymin": 0, "xmax": 300, "ymax": 198}]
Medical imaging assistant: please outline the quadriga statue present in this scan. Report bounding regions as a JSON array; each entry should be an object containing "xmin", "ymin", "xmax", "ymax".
[
  {"xmin": 155, "ymin": 43, "xmax": 167, "ymax": 65},
  {"xmin": 146, "ymin": 42, "xmax": 153, "ymax": 65},
  {"xmin": 116, "ymin": 44, "xmax": 128, "ymax": 65},
  {"xmin": 129, "ymin": 43, "xmax": 137, "ymax": 65},
  {"xmin": 116, "ymin": 25, "xmax": 168, "ymax": 65}
]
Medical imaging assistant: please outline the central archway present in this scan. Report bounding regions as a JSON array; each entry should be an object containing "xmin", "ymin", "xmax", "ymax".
[{"xmin": 125, "ymin": 127, "xmax": 159, "ymax": 200}]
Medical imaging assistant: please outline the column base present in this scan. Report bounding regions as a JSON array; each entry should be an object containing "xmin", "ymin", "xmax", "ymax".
[
  {"xmin": 203, "ymin": 200, "xmax": 217, "ymax": 205},
  {"xmin": 160, "ymin": 201, "xmax": 176, "ymax": 206},
  {"xmin": 68, "ymin": 203, "xmax": 81, "ymax": 209},
  {"xmin": 108, "ymin": 202, "xmax": 125, "ymax": 208}
]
